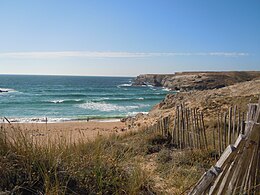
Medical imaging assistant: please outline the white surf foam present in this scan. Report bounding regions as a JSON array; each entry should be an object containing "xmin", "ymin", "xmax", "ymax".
[
  {"xmin": 162, "ymin": 87, "xmax": 171, "ymax": 91},
  {"xmin": 117, "ymin": 83, "xmax": 132, "ymax": 88},
  {"xmin": 136, "ymin": 103, "xmax": 150, "ymax": 108},
  {"xmin": 136, "ymin": 97, "xmax": 144, "ymax": 100},
  {"xmin": 51, "ymin": 100, "xmax": 64, "ymax": 104},
  {"xmin": 1, "ymin": 116, "xmax": 123, "ymax": 123},
  {"xmin": 1, "ymin": 117, "xmax": 68, "ymax": 123},
  {"xmin": 78, "ymin": 101, "xmax": 139, "ymax": 112},
  {"xmin": 96, "ymin": 97, "xmax": 145, "ymax": 101},
  {"xmin": 49, "ymin": 99, "xmax": 83, "ymax": 104},
  {"xmin": 127, "ymin": 111, "xmax": 149, "ymax": 116}
]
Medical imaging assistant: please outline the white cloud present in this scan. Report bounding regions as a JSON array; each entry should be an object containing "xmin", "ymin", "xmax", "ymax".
[{"xmin": 0, "ymin": 51, "xmax": 249, "ymax": 59}]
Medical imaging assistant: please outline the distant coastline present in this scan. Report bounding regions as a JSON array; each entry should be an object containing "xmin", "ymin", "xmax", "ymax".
[{"xmin": 133, "ymin": 71, "xmax": 260, "ymax": 91}]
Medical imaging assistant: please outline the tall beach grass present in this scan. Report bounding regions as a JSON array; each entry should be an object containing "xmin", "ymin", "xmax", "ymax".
[{"xmin": 0, "ymin": 122, "xmax": 214, "ymax": 194}]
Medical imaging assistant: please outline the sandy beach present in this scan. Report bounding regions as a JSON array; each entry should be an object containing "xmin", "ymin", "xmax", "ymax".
[{"xmin": 1, "ymin": 120, "xmax": 127, "ymax": 145}]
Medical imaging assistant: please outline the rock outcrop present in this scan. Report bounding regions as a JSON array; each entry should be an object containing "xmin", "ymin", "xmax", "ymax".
[
  {"xmin": 131, "ymin": 79, "xmax": 260, "ymax": 130},
  {"xmin": 153, "ymin": 79, "xmax": 260, "ymax": 112},
  {"xmin": 133, "ymin": 71, "xmax": 260, "ymax": 91}
]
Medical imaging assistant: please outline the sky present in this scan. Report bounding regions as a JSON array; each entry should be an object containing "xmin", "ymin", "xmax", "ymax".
[{"xmin": 0, "ymin": 0, "xmax": 259, "ymax": 76}]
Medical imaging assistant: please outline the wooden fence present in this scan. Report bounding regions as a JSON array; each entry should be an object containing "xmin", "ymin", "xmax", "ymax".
[
  {"xmin": 151, "ymin": 104, "xmax": 245, "ymax": 151},
  {"xmin": 214, "ymin": 106, "xmax": 245, "ymax": 156},
  {"xmin": 149, "ymin": 102, "xmax": 259, "ymax": 194},
  {"xmin": 151, "ymin": 105, "xmax": 208, "ymax": 149},
  {"xmin": 189, "ymin": 100, "xmax": 260, "ymax": 194}
]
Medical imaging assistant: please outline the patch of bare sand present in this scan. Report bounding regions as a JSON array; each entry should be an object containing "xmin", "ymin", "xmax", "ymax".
[{"xmin": 1, "ymin": 121, "xmax": 127, "ymax": 145}]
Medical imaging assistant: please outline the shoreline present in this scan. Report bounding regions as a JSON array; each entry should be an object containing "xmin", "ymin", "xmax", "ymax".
[
  {"xmin": 1, "ymin": 116, "xmax": 125, "ymax": 124},
  {"xmin": 1, "ymin": 112, "xmax": 149, "ymax": 124}
]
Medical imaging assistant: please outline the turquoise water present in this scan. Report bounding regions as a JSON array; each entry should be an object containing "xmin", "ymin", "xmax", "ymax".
[{"xmin": 0, "ymin": 75, "xmax": 172, "ymax": 122}]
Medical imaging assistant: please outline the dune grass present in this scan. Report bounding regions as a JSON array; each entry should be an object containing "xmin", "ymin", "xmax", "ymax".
[
  {"xmin": 0, "ymin": 123, "xmax": 215, "ymax": 194},
  {"xmin": 0, "ymin": 124, "xmax": 152, "ymax": 194}
]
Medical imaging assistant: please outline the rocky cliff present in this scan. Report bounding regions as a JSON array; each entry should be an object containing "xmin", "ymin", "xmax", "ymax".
[
  {"xmin": 133, "ymin": 71, "xmax": 260, "ymax": 91},
  {"xmin": 127, "ymin": 79, "xmax": 260, "ymax": 131}
]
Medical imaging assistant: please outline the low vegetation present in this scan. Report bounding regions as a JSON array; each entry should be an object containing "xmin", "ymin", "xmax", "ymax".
[{"xmin": 0, "ymin": 123, "xmax": 215, "ymax": 194}]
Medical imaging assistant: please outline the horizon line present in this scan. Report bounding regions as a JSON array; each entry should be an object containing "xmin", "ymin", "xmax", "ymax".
[
  {"xmin": 0, "ymin": 51, "xmax": 250, "ymax": 59},
  {"xmin": 0, "ymin": 73, "xmax": 136, "ymax": 77},
  {"xmin": 1, "ymin": 70, "xmax": 259, "ymax": 77}
]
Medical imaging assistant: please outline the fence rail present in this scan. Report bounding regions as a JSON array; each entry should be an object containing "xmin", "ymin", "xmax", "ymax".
[{"xmin": 189, "ymin": 100, "xmax": 260, "ymax": 194}]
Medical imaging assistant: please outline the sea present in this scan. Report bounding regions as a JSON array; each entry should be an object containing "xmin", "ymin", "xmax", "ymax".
[{"xmin": 0, "ymin": 75, "xmax": 173, "ymax": 123}]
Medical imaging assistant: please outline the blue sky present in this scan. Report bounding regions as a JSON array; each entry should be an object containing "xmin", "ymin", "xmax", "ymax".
[{"xmin": 0, "ymin": 0, "xmax": 259, "ymax": 76}]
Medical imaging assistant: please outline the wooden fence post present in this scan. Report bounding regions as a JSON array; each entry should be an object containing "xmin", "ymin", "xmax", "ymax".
[
  {"xmin": 177, "ymin": 106, "xmax": 180, "ymax": 148},
  {"xmin": 200, "ymin": 112, "xmax": 208, "ymax": 149},
  {"xmin": 186, "ymin": 108, "xmax": 190, "ymax": 148},
  {"xmin": 228, "ymin": 107, "xmax": 232, "ymax": 145},
  {"xmin": 232, "ymin": 105, "xmax": 237, "ymax": 143},
  {"xmin": 237, "ymin": 110, "xmax": 241, "ymax": 137},
  {"xmin": 218, "ymin": 111, "xmax": 222, "ymax": 155},
  {"xmin": 190, "ymin": 108, "xmax": 196, "ymax": 148},
  {"xmin": 224, "ymin": 112, "xmax": 227, "ymax": 149},
  {"xmin": 241, "ymin": 112, "xmax": 245, "ymax": 134},
  {"xmin": 172, "ymin": 113, "xmax": 177, "ymax": 144},
  {"xmin": 196, "ymin": 108, "xmax": 202, "ymax": 149}
]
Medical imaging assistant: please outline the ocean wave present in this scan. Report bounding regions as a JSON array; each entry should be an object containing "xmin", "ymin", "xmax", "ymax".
[
  {"xmin": 2, "ymin": 117, "xmax": 82, "ymax": 123},
  {"xmin": 43, "ymin": 88, "xmax": 85, "ymax": 92},
  {"xmin": 127, "ymin": 111, "xmax": 149, "ymax": 116},
  {"xmin": 136, "ymin": 103, "xmax": 151, "ymax": 108},
  {"xmin": 162, "ymin": 87, "xmax": 171, "ymax": 91},
  {"xmin": 41, "ymin": 94, "xmax": 88, "ymax": 98},
  {"xmin": 40, "ymin": 91, "xmax": 167, "ymax": 99},
  {"xmin": 139, "ymin": 84, "xmax": 154, "ymax": 87},
  {"xmin": 51, "ymin": 100, "xmax": 64, "ymax": 104},
  {"xmin": 77, "ymin": 101, "xmax": 141, "ymax": 112},
  {"xmin": 117, "ymin": 83, "xmax": 132, "ymax": 88},
  {"xmin": 93, "ymin": 97, "xmax": 167, "ymax": 104},
  {"xmin": 2, "ymin": 115, "xmax": 125, "ymax": 123},
  {"xmin": 48, "ymin": 99, "xmax": 84, "ymax": 104},
  {"xmin": 93, "ymin": 97, "xmax": 146, "ymax": 102},
  {"xmin": 2, "ymin": 117, "xmax": 70, "ymax": 123}
]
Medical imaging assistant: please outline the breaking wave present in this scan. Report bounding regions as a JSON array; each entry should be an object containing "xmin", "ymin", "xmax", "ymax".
[
  {"xmin": 48, "ymin": 99, "xmax": 84, "ymax": 104},
  {"xmin": 117, "ymin": 83, "xmax": 132, "ymax": 88},
  {"xmin": 77, "ymin": 101, "xmax": 148, "ymax": 112}
]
